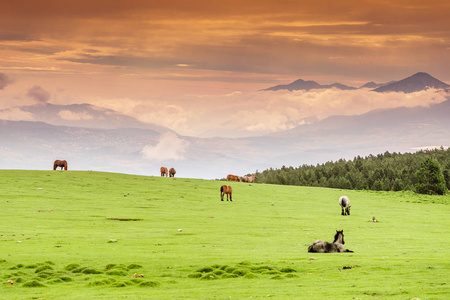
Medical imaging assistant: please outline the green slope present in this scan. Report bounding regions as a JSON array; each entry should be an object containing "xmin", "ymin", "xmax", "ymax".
[{"xmin": 0, "ymin": 170, "xmax": 449, "ymax": 299}]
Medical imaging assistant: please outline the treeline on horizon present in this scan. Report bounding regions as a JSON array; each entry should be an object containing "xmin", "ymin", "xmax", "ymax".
[{"xmin": 255, "ymin": 148, "xmax": 450, "ymax": 193}]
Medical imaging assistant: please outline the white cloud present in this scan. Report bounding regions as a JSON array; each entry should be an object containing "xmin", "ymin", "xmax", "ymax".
[
  {"xmin": 141, "ymin": 132, "xmax": 188, "ymax": 161},
  {"xmin": 57, "ymin": 110, "xmax": 94, "ymax": 121},
  {"xmin": 0, "ymin": 108, "xmax": 34, "ymax": 121}
]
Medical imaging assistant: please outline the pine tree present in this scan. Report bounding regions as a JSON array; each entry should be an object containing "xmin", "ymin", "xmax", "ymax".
[{"xmin": 415, "ymin": 157, "xmax": 447, "ymax": 195}]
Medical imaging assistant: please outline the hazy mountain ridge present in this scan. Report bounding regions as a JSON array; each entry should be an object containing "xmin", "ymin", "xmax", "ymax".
[
  {"xmin": 0, "ymin": 103, "xmax": 173, "ymax": 133},
  {"xmin": 263, "ymin": 72, "xmax": 449, "ymax": 93},
  {"xmin": 1, "ymin": 98, "xmax": 449, "ymax": 178},
  {"xmin": 262, "ymin": 78, "xmax": 356, "ymax": 91}
]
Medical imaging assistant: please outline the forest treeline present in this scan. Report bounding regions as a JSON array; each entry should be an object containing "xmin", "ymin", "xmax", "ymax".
[{"xmin": 255, "ymin": 148, "xmax": 450, "ymax": 193}]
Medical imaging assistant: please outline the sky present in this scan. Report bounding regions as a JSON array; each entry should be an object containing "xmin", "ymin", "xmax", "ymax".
[{"xmin": 0, "ymin": 0, "xmax": 449, "ymax": 137}]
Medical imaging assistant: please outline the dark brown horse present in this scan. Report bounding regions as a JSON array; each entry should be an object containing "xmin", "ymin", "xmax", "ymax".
[
  {"xmin": 307, "ymin": 230, "xmax": 354, "ymax": 253},
  {"xmin": 226, "ymin": 174, "xmax": 240, "ymax": 182},
  {"xmin": 220, "ymin": 185, "xmax": 233, "ymax": 201},
  {"xmin": 160, "ymin": 167, "xmax": 168, "ymax": 177},
  {"xmin": 53, "ymin": 160, "xmax": 68, "ymax": 170},
  {"xmin": 169, "ymin": 167, "xmax": 176, "ymax": 177}
]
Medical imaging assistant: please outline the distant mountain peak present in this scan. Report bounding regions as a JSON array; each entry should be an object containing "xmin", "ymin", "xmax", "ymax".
[
  {"xmin": 373, "ymin": 72, "xmax": 449, "ymax": 93},
  {"xmin": 262, "ymin": 79, "xmax": 355, "ymax": 91},
  {"xmin": 262, "ymin": 72, "xmax": 449, "ymax": 93}
]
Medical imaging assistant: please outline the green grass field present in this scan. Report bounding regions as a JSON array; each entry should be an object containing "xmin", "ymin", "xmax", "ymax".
[{"xmin": 0, "ymin": 170, "xmax": 449, "ymax": 299}]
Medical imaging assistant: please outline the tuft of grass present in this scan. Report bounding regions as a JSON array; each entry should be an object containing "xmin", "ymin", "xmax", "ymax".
[
  {"xmin": 127, "ymin": 264, "xmax": 143, "ymax": 270},
  {"xmin": 22, "ymin": 280, "xmax": 47, "ymax": 287},
  {"xmin": 35, "ymin": 265, "xmax": 53, "ymax": 273},
  {"xmin": 139, "ymin": 281, "xmax": 160, "ymax": 287},
  {"xmin": 106, "ymin": 270, "xmax": 128, "ymax": 276}
]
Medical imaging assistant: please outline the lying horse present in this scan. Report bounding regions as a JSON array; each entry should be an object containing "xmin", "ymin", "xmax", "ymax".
[
  {"xmin": 53, "ymin": 160, "xmax": 68, "ymax": 170},
  {"xmin": 169, "ymin": 167, "xmax": 176, "ymax": 177},
  {"xmin": 227, "ymin": 174, "xmax": 240, "ymax": 182},
  {"xmin": 220, "ymin": 185, "xmax": 233, "ymax": 201},
  {"xmin": 307, "ymin": 230, "xmax": 354, "ymax": 253},
  {"xmin": 339, "ymin": 196, "xmax": 351, "ymax": 215},
  {"xmin": 160, "ymin": 167, "xmax": 168, "ymax": 177}
]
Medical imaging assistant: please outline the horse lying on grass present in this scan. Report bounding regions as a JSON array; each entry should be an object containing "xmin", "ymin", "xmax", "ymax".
[
  {"xmin": 308, "ymin": 230, "xmax": 354, "ymax": 253},
  {"xmin": 220, "ymin": 185, "xmax": 233, "ymax": 201}
]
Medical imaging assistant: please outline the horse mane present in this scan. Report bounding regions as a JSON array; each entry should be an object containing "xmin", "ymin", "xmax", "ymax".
[{"xmin": 333, "ymin": 230, "xmax": 344, "ymax": 244}]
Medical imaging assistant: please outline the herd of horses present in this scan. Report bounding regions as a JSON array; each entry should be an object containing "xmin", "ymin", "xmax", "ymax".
[
  {"xmin": 53, "ymin": 159, "xmax": 353, "ymax": 253},
  {"xmin": 221, "ymin": 173, "xmax": 257, "ymax": 202},
  {"xmin": 226, "ymin": 173, "xmax": 257, "ymax": 183}
]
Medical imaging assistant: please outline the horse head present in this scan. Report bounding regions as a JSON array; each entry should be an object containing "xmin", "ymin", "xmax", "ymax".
[
  {"xmin": 333, "ymin": 230, "xmax": 345, "ymax": 244},
  {"xmin": 345, "ymin": 205, "xmax": 351, "ymax": 215}
]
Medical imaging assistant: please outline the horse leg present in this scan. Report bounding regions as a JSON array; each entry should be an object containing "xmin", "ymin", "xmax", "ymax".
[
  {"xmin": 229, "ymin": 193, "xmax": 232, "ymax": 201},
  {"xmin": 341, "ymin": 207, "xmax": 345, "ymax": 215}
]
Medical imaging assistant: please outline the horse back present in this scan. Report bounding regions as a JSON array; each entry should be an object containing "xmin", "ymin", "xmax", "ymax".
[{"xmin": 339, "ymin": 196, "xmax": 350, "ymax": 207}]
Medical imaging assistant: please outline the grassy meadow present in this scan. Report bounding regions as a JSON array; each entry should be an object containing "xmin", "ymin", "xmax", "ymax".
[{"xmin": 0, "ymin": 170, "xmax": 449, "ymax": 299}]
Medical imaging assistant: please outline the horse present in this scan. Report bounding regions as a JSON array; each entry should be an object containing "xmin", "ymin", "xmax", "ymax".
[
  {"xmin": 339, "ymin": 196, "xmax": 351, "ymax": 215},
  {"xmin": 247, "ymin": 174, "xmax": 257, "ymax": 183},
  {"xmin": 307, "ymin": 230, "xmax": 354, "ymax": 253},
  {"xmin": 241, "ymin": 176, "xmax": 248, "ymax": 183},
  {"xmin": 160, "ymin": 167, "xmax": 168, "ymax": 177},
  {"xmin": 169, "ymin": 167, "xmax": 176, "ymax": 177},
  {"xmin": 220, "ymin": 185, "xmax": 233, "ymax": 201},
  {"xmin": 53, "ymin": 160, "xmax": 68, "ymax": 170},
  {"xmin": 226, "ymin": 174, "xmax": 240, "ymax": 182}
]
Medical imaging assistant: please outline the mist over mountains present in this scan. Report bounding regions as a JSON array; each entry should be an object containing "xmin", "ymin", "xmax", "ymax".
[{"xmin": 1, "ymin": 92, "xmax": 449, "ymax": 179}]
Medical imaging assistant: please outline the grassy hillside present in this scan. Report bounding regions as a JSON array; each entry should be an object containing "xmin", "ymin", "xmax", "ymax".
[{"xmin": 0, "ymin": 170, "xmax": 449, "ymax": 299}]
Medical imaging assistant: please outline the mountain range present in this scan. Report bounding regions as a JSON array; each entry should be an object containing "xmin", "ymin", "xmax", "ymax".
[
  {"xmin": 1, "ymin": 95, "xmax": 449, "ymax": 179},
  {"xmin": 263, "ymin": 72, "xmax": 450, "ymax": 93}
]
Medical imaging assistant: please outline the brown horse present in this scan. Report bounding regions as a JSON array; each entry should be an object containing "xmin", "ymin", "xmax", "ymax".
[
  {"xmin": 226, "ymin": 174, "xmax": 240, "ymax": 182},
  {"xmin": 220, "ymin": 185, "xmax": 233, "ymax": 201},
  {"xmin": 53, "ymin": 160, "xmax": 68, "ymax": 170},
  {"xmin": 169, "ymin": 167, "xmax": 176, "ymax": 177},
  {"xmin": 160, "ymin": 167, "xmax": 168, "ymax": 177}
]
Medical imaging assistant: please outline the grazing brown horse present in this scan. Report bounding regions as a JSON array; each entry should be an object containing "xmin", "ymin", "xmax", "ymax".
[
  {"xmin": 169, "ymin": 167, "xmax": 176, "ymax": 177},
  {"xmin": 220, "ymin": 185, "xmax": 233, "ymax": 201},
  {"xmin": 53, "ymin": 160, "xmax": 68, "ymax": 170},
  {"xmin": 226, "ymin": 174, "xmax": 240, "ymax": 182},
  {"xmin": 307, "ymin": 230, "xmax": 354, "ymax": 253},
  {"xmin": 160, "ymin": 167, "xmax": 168, "ymax": 177}
]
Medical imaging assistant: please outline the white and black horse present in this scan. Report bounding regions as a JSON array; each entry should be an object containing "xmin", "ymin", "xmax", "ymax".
[
  {"xmin": 307, "ymin": 230, "xmax": 354, "ymax": 253},
  {"xmin": 339, "ymin": 196, "xmax": 351, "ymax": 215}
]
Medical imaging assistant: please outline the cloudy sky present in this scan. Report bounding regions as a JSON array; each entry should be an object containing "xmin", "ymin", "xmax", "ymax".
[{"xmin": 0, "ymin": 0, "xmax": 449, "ymax": 137}]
